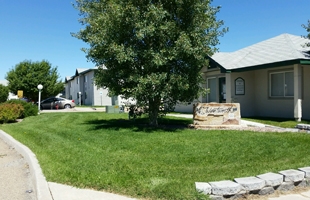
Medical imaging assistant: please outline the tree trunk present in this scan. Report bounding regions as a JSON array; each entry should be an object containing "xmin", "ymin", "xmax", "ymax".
[
  {"xmin": 148, "ymin": 97, "xmax": 161, "ymax": 126},
  {"xmin": 149, "ymin": 109, "xmax": 158, "ymax": 127}
]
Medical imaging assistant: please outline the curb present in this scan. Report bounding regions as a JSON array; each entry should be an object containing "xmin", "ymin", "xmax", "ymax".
[{"xmin": 0, "ymin": 130, "xmax": 53, "ymax": 200}]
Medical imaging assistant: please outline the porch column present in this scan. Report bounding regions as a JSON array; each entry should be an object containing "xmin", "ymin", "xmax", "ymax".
[
  {"xmin": 294, "ymin": 64, "xmax": 302, "ymax": 121},
  {"xmin": 225, "ymin": 73, "xmax": 232, "ymax": 103}
]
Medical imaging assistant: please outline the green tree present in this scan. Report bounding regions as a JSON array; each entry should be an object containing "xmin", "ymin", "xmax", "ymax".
[
  {"xmin": 73, "ymin": 0, "xmax": 227, "ymax": 126},
  {"xmin": 0, "ymin": 84, "xmax": 9, "ymax": 103},
  {"xmin": 6, "ymin": 60, "xmax": 64, "ymax": 101},
  {"xmin": 302, "ymin": 20, "xmax": 310, "ymax": 46}
]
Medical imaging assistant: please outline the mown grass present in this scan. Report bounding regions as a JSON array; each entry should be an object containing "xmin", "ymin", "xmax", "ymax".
[
  {"xmin": 243, "ymin": 117, "xmax": 310, "ymax": 128},
  {"xmin": 1, "ymin": 113, "xmax": 310, "ymax": 199}
]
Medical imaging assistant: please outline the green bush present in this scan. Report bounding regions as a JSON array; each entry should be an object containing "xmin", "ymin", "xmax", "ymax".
[
  {"xmin": 0, "ymin": 103, "xmax": 24, "ymax": 123},
  {"xmin": 0, "ymin": 84, "xmax": 9, "ymax": 103},
  {"xmin": 6, "ymin": 100, "xmax": 38, "ymax": 118}
]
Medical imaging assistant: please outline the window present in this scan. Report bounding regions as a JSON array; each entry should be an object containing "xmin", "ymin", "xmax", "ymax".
[
  {"xmin": 76, "ymin": 77, "xmax": 79, "ymax": 84},
  {"xmin": 270, "ymin": 71, "xmax": 293, "ymax": 97}
]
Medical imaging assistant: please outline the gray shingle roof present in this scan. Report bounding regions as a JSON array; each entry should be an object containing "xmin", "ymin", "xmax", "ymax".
[
  {"xmin": 76, "ymin": 68, "xmax": 89, "ymax": 74},
  {"xmin": 65, "ymin": 76, "xmax": 73, "ymax": 82},
  {"xmin": 212, "ymin": 33, "xmax": 310, "ymax": 70}
]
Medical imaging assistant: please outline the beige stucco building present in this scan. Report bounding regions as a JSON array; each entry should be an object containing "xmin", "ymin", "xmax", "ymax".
[{"xmin": 175, "ymin": 34, "xmax": 310, "ymax": 120}]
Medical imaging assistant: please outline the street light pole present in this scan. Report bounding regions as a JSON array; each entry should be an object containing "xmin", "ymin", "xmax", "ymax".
[{"xmin": 37, "ymin": 84, "xmax": 43, "ymax": 113}]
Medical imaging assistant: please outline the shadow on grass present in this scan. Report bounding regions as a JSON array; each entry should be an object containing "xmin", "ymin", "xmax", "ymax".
[{"xmin": 84, "ymin": 117, "xmax": 192, "ymax": 133}]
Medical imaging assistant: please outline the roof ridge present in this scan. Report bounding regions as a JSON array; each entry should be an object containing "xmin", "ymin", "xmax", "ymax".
[
  {"xmin": 283, "ymin": 34, "xmax": 304, "ymax": 58},
  {"xmin": 230, "ymin": 51, "xmax": 251, "ymax": 69}
]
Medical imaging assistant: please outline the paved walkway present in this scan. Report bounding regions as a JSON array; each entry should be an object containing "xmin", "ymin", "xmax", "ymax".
[
  {"xmin": 0, "ymin": 137, "xmax": 35, "ymax": 200},
  {"xmin": 0, "ymin": 111, "xmax": 309, "ymax": 200},
  {"xmin": 269, "ymin": 191, "xmax": 310, "ymax": 200}
]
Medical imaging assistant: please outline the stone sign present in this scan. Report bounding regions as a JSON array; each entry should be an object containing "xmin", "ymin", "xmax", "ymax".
[{"xmin": 193, "ymin": 103, "xmax": 241, "ymax": 127}]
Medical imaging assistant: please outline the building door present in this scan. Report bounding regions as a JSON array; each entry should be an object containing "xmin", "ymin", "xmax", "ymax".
[
  {"xmin": 219, "ymin": 77, "xmax": 226, "ymax": 103},
  {"xmin": 207, "ymin": 77, "xmax": 217, "ymax": 102}
]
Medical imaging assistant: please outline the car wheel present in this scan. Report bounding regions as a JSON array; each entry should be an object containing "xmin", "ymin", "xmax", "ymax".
[
  {"xmin": 40, "ymin": 105, "xmax": 43, "ymax": 110},
  {"xmin": 64, "ymin": 104, "xmax": 71, "ymax": 109}
]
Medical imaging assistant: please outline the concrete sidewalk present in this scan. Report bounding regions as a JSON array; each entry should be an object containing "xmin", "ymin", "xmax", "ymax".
[
  {"xmin": 48, "ymin": 182, "xmax": 135, "ymax": 200},
  {"xmin": 269, "ymin": 191, "xmax": 310, "ymax": 200},
  {"xmin": 0, "ymin": 135, "xmax": 35, "ymax": 200}
]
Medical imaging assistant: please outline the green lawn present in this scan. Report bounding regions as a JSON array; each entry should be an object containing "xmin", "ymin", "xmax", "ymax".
[
  {"xmin": 1, "ymin": 113, "xmax": 310, "ymax": 200},
  {"xmin": 243, "ymin": 117, "xmax": 310, "ymax": 128}
]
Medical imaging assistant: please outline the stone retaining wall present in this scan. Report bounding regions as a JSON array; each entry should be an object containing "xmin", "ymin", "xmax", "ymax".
[{"xmin": 195, "ymin": 167, "xmax": 310, "ymax": 199}]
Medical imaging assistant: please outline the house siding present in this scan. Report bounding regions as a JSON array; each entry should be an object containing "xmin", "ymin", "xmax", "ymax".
[
  {"xmin": 65, "ymin": 69, "xmax": 117, "ymax": 106},
  {"xmin": 255, "ymin": 67, "xmax": 294, "ymax": 118},
  {"xmin": 71, "ymin": 77, "xmax": 80, "ymax": 104},
  {"xmin": 229, "ymin": 71, "xmax": 256, "ymax": 117},
  {"xmin": 81, "ymin": 71, "xmax": 91, "ymax": 105},
  {"xmin": 93, "ymin": 87, "xmax": 113, "ymax": 106},
  {"xmin": 175, "ymin": 64, "xmax": 309, "ymax": 120},
  {"xmin": 228, "ymin": 67, "xmax": 295, "ymax": 118},
  {"xmin": 303, "ymin": 66, "xmax": 310, "ymax": 120},
  {"xmin": 65, "ymin": 82, "xmax": 71, "ymax": 100}
]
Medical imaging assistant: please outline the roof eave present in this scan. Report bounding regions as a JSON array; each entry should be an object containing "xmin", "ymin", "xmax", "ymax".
[
  {"xmin": 300, "ymin": 59, "xmax": 310, "ymax": 65},
  {"xmin": 229, "ymin": 59, "xmax": 309, "ymax": 73},
  {"xmin": 207, "ymin": 56, "xmax": 227, "ymax": 73}
]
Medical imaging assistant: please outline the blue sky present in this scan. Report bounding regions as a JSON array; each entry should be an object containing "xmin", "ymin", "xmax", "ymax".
[{"xmin": 0, "ymin": 0, "xmax": 309, "ymax": 80}]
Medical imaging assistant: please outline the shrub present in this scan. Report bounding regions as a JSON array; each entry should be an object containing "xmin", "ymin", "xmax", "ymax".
[
  {"xmin": 0, "ymin": 84, "xmax": 9, "ymax": 103},
  {"xmin": 0, "ymin": 103, "xmax": 24, "ymax": 123},
  {"xmin": 6, "ymin": 100, "xmax": 38, "ymax": 118}
]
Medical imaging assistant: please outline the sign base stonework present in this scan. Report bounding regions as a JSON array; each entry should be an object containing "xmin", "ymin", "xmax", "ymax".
[{"xmin": 193, "ymin": 103, "xmax": 241, "ymax": 128}]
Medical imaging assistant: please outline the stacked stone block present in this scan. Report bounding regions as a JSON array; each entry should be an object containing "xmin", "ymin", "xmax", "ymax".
[{"xmin": 195, "ymin": 167, "xmax": 310, "ymax": 199}]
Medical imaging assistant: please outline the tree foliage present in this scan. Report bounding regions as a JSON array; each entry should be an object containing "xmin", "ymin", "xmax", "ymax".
[
  {"xmin": 302, "ymin": 20, "xmax": 310, "ymax": 46},
  {"xmin": 5, "ymin": 60, "xmax": 64, "ymax": 101},
  {"xmin": 0, "ymin": 84, "xmax": 9, "ymax": 103},
  {"xmin": 73, "ymin": 0, "xmax": 227, "ymax": 126}
]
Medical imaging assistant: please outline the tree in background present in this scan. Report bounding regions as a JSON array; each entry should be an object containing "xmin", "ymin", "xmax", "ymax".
[
  {"xmin": 73, "ymin": 0, "xmax": 227, "ymax": 126},
  {"xmin": 302, "ymin": 20, "xmax": 310, "ymax": 46},
  {"xmin": 6, "ymin": 60, "xmax": 64, "ymax": 101},
  {"xmin": 0, "ymin": 84, "xmax": 9, "ymax": 103}
]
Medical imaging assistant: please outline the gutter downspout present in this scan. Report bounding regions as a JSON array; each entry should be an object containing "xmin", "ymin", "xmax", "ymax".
[{"xmin": 294, "ymin": 64, "xmax": 302, "ymax": 121}]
